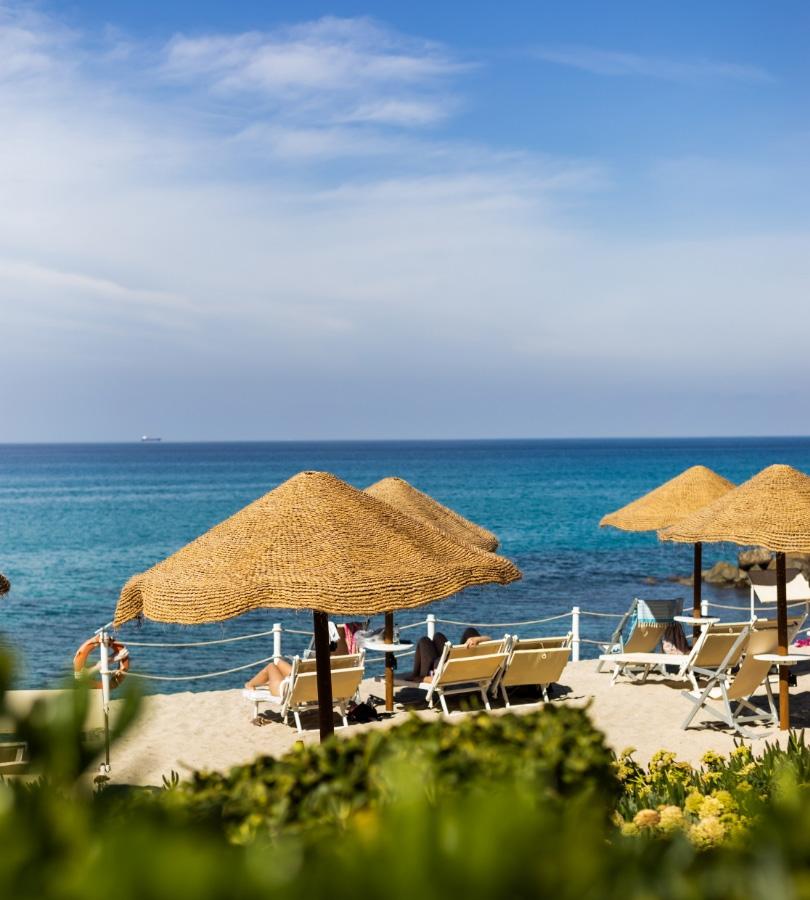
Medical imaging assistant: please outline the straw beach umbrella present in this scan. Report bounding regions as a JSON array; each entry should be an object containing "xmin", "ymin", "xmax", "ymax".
[
  {"xmin": 114, "ymin": 471, "xmax": 520, "ymax": 739},
  {"xmin": 365, "ymin": 476, "xmax": 500, "ymax": 708},
  {"xmin": 660, "ymin": 464, "xmax": 810, "ymax": 730},
  {"xmin": 600, "ymin": 466, "xmax": 735, "ymax": 629},
  {"xmin": 365, "ymin": 477, "xmax": 499, "ymax": 552}
]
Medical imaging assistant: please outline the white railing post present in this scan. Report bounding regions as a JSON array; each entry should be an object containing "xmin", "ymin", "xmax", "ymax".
[
  {"xmin": 426, "ymin": 614, "xmax": 436, "ymax": 640},
  {"xmin": 273, "ymin": 623, "xmax": 282, "ymax": 663},
  {"xmin": 98, "ymin": 628, "xmax": 112, "ymax": 774},
  {"xmin": 572, "ymin": 606, "xmax": 581, "ymax": 662},
  {"xmin": 701, "ymin": 599, "xmax": 709, "ymax": 618}
]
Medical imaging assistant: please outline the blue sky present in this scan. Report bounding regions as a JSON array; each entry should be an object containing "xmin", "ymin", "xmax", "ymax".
[{"xmin": 1, "ymin": 1, "xmax": 808, "ymax": 440}]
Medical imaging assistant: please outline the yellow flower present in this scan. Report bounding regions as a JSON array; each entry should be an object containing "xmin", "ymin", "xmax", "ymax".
[
  {"xmin": 701, "ymin": 750, "xmax": 724, "ymax": 770},
  {"xmin": 621, "ymin": 821, "xmax": 640, "ymax": 837},
  {"xmin": 684, "ymin": 791, "xmax": 704, "ymax": 815},
  {"xmin": 633, "ymin": 809, "xmax": 661, "ymax": 829},
  {"xmin": 690, "ymin": 815, "xmax": 725, "ymax": 848},
  {"xmin": 698, "ymin": 796, "xmax": 724, "ymax": 819},
  {"xmin": 711, "ymin": 790, "xmax": 736, "ymax": 813},
  {"xmin": 658, "ymin": 806, "xmax": 686, "ymax": 833}
]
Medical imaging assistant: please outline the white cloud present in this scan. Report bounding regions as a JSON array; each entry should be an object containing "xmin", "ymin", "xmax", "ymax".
[
  {"xmin": 0, "ymin": 5, "xmax": 806, "ymax": 440},
  {"xmin": 533, "ymin": 45, "xmax": 773, "ymax": 83}
]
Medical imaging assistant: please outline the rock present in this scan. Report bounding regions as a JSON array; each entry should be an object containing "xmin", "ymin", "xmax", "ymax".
[
  {"xmin": 738, "ymin": 547, "xmax": 773, "ymax": 571},
  {"xmin": 704, "ymin": 561, "xmax": 747, "ymax": 588},
  {"xmin": 643, "ymin": 576, "xmax": 658, "ymax": 585},
  {"xmin": 673, "ymin": 576, "xmax": 694, "ymax": 586},
  {"xmin": 0, "ymin": 572, "xmax": 9, "ymax": 595}
]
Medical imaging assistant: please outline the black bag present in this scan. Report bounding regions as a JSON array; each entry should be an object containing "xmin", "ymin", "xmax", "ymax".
[{"xmin": 347, "ymin": 700, "xmax": 381, "ymax": 724}]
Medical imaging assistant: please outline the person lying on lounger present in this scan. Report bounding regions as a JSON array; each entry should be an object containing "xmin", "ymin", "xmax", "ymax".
[
  {"xmin": 245, "ymin": 622, "xmax": 348, "ymax": 691},
  {"xmin": 405, "ymin": 627, "xmax": 491, "ymax": 683}
]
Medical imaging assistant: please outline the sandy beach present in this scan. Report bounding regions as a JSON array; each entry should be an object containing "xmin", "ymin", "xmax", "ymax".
[{"xmin": 80, "ymin": 659, "xmax": 810, "ymax": 786}]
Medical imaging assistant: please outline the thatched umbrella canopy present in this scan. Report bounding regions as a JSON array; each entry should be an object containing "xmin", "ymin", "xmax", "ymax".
[
  {"xmin": 365, "ymin": 477, "xmax": 499, "ymax": 552},
  {"xmin": 600, "ymin": 466, "xmax": 735, "ymax": 624},
  {"xmin": 115, "ymin": 471, "xmax": 520, "ymax": 738},
  {"xmin": 660, "ymin": 464, "xmax": 810, "ymax": 729}
]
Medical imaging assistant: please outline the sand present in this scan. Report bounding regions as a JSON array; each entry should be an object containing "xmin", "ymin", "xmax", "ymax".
[{"xmin": 88, "ymin": 659, "xmax": 810, "ymax": 786}]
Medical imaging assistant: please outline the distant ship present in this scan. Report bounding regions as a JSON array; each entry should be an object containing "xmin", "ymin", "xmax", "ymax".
[{"xmin": 140, "ymin": 435, "xmax": 162, "ymax": 443}]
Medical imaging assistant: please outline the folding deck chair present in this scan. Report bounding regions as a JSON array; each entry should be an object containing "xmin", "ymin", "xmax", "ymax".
[
  {"xmin": 496, "ymin": 633, "xmax": 572, "ymax": 707},
  {"xmin": 243, "ymin": 651, "xmax": 365, "ymax": 733},
  {"xmin": 420, "ymin": 639, "xmax": 509, "ymax": 715},
  {"xmin": 596, "ymin": 598, "xmax": 683, "ymax": 674},
  {"xmin": 681, "ymin": 622, "xmax": 786, "ymax": 736}
]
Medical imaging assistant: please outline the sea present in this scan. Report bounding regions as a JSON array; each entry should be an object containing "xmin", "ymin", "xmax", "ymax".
[{"xmin": 2, "ymin": 438, "xmax": 809, "ymax": 692}]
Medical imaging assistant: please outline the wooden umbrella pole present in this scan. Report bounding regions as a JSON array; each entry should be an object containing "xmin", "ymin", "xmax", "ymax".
[
  {"xmin": 692, "ymin": 541, "xmax": 703, "ymax": 642},
  {"xmin": 384, "ymin": 611, "xmax": 395, "ymax": 713},
  {"xmin": 776, "ymin": 552, "xmax": 790, "ymax": 730},
  {"xmin": 312, "ymin": 610, "xmax": 335, "ymax": 740}
]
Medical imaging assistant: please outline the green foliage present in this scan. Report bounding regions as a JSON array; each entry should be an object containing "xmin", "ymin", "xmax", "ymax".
[
  {"xmin": 4, "ymin": 651, "xmax": 810, "ymax": 899},
  {"xmin": 153, "ymin": 702, "xmax": 618, "ymax": 841}
]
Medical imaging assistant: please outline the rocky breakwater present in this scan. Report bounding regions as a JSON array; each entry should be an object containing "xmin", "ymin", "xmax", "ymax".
[{"xmin": 674, "ymin": 549, "xmax": 810, "ymax": 589}]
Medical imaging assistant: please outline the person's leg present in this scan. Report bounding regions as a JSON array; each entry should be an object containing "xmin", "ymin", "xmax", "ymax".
[
  {"xmin": 407, "ymin": 636, "xmax": 439, "ymax": 681},
  {"xmin": 245, "ymin": 658, "xmax": 291, "ymax": 691}
]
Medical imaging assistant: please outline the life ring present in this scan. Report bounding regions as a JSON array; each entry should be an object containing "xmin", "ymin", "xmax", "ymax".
[{"xmin": 73, "ymin": 636, "xmax": 129, "ymax": 690}]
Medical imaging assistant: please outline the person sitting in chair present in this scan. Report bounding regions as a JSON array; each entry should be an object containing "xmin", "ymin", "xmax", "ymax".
[
  {"xmin": 405, "ymin": 627, "xmax": 491, "ymax": 683},
  {"xmin": 245, "ymin": 621, "xmax": 348, "ymax": 692}
]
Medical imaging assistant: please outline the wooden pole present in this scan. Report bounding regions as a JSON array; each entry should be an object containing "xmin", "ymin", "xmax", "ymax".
[
  {"xmin": 384, "ymin": 611, "xmax": 395, "ymax": 713},
  {"xmin": 776, "ymin": 551, "xmax": 790, "ymax": 730},
  {"xmin": 312, "ymin": 610, "xmax": 335, "ymax": 740},
  {"xmin": 692, "ymin": 541, "xmax": 703, "ymax": 642}
]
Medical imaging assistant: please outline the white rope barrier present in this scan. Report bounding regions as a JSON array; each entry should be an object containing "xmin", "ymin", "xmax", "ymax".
[
  {"xmin": 122, "ymin": 655, "xmax": 277, "ymax": 681},
  {"xmin": 434, "ymin": 612, "xmax": 571, "ymax": 628},
  {"xmin": 704, "ymin": 601, "xmax": 808, "ymax": 612},
  {"xmin": 122, "ymin": 628, "xmax": 279, "ymax": 648},
  {"xmin": 397, "ymin": 620, "xmax": 427, "ymax": 631},
  {"xmin": 579, "ymin": 610, "xmax": 624, "ymax": 619}
]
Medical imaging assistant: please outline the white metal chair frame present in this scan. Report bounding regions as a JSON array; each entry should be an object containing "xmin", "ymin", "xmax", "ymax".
[
  {"xmin": 492, "ymin": 633, "xmax": 572, "ymax": 706},
  {"xmin": 420, "ymin": 639, "xmax": 509, "ymax": 715},
  {"xmin": 244, "ymin": 650, "xmax": 365, "ymax": 733},
  {"xmin": 681, "ymin": 625, "xmax": 781, "ymax": 737},
  {"xmin": 596, "ymin": 597, "xmax": 684, "ymax": 674}
]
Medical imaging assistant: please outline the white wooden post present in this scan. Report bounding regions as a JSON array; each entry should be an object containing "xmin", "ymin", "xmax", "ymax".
[
  {"xmin": 273, "ymin": 623, "xmax": 282, "ymax": 663},
  {"xmin": 426, "ymin": 614, "xmax": 436, "ymax": 640},
  {"xmin": 98, "ymin": 628, "xmax": 111, "ymax": 773},
  {"xmin": 572, "ymin": 606, "xmax": 581, "ymax": 662},
  {"xmin": 701, "ymin": 599, "xmax": 710, "ymax": 618}
]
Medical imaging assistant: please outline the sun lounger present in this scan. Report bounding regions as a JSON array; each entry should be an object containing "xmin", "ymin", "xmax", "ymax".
[
  {"xmin": 497, "ymin": 633, "xmax": 571, "ymax": 706},
  {"xmin": 420, "ymin": 640, "xmax": 509, "ymax": 715},
  {"xmin": 601, "ymin": 616, "xmax": 804, "ymax": 690},
  {"xmin": 596, "ymin": 597, "xmax": 683, "ymax": 674},
  {"xmin": 600, "ymin": 620, "xmax": 750, "ymax": 688},
  {"xmin": 681, "ymin": 622, "xmax": 785, "ymax": 736},
  {"xmin": 243, "ymin": 651, "xmax": 365, "ymax": 733}
]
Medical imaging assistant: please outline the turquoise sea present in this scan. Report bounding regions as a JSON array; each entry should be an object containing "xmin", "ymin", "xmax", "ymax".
[{"xmin": 2, "ymin": 438, "xmax": 810, "ymax": 691}]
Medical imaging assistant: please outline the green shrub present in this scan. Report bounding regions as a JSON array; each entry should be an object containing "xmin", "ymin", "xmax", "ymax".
[
  {"xmin": 4, "ymin": 652, "xmax": 810, "ymax": 900},
  {"xmin": 153, "ymin": 702, "xmax": 619, "ymax": 841}
]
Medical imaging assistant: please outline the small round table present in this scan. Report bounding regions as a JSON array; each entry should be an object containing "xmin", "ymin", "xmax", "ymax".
[{"xmin": 362, "ymin": 637, "xmax": 414, "ymax": 712}]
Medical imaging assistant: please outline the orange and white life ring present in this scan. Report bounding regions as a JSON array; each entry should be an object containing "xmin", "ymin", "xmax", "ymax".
[{"xmin": 73, "ymin": 636, "xmax": 129, "ymax": 690}]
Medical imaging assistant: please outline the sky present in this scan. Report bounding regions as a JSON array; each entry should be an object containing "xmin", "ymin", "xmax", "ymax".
[{"xmin": 1, "ymin": 0, "xmax": 808, "ymax": 441}]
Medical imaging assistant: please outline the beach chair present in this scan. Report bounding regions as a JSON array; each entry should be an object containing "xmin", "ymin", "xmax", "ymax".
[
  {"xmin": 596, "ymin": 598, "xmax": 683, "ymax": 674},
  {"xmin": 681, "ymin": 622, "xmax": 786, "ymax": 736},
  {"xmin": 420, "ymin": 640, "xmax": 509, "ymax": 715},
  {"xmin": 496, "ymin": 633, "xmax": 572, "ymax": 707},
  {"xmin": 600, "ymin": 620, "xmax": 751, "ymax": 688},
  {"xmin": 243, "ymin": 651, "xmax": 365, "ymax": 733}
]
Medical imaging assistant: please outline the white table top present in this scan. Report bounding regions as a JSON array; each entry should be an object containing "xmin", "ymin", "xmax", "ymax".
[
  {"xmin": 362, "ymin": 639, "xmax": 413, "ymax": 653},
  {"xmin": 674, "ymin": 615, "xmax": 720, "ymax": 626},
  {"xmin": 754, "ymin": 653, "xmax": 810, "ymax": 665}
]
